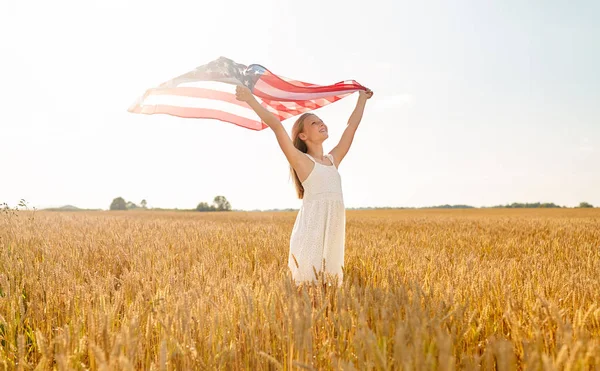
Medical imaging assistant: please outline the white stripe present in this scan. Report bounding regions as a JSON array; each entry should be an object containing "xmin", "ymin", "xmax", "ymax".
[
  {"xmin": 176, "ymin": 80, "xmax": 239, "ymax": 92},
  {"xmin": 142, "ymin": 95, "xmax": 258, "ymax": 121},
  {"xmin": 254, "ymin": 80, "xmax": 358, "ymax": 100}
]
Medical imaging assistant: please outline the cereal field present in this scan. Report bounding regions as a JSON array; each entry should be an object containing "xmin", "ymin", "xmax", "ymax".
[{"xmin": 1, "ymin": 209, "xmax": 599, "ymax": 370}]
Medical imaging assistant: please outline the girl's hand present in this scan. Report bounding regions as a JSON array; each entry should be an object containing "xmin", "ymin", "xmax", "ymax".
[
  {"xmin": 359, "ymin": 88, "xmax": 373, "ymax": 100},
  {"xmin": 236, "ymin": 85, "xmax": 255, "ymax": 103}
]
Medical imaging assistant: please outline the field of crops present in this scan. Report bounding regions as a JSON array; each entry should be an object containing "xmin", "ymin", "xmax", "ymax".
[{"xmin": 1, "ymin": 209, "xmax": 599, "ymax": 369}]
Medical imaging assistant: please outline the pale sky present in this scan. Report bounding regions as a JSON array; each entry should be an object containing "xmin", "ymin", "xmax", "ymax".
[{"xmin": 1, "ymin": 0, "xmax": 599, "ymax": 210}]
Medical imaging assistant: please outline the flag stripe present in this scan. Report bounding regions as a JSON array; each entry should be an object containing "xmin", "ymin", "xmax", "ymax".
[
  {"xmin": 131, "ymin": 104, "xmax": 266, "ymax": 131},
  {"xmin": 258, "ymin": 71, "xmax": 364, "ymax": 94},
  {"xmin": 177, "ymin": 80, "xmax": 240, "ymax": 90},
  {"xmin": 278, "ymin": 75, "xmax": 320, "ymax": 87},
  {"xmin": 146, "ymin": 87, "xmax": 250, "ymax": 109},
  {"xmin": 253, "ymin": 79, "xmax": 360, "ymax": 101},
  {"xmin": 142, "ymin": 95, "xmax": 258, "ymax": 121}
]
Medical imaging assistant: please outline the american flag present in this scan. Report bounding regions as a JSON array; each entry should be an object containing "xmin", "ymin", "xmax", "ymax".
[{"xmin": 128, "ymin": 57, "xmax": 367, "ymax": 130}]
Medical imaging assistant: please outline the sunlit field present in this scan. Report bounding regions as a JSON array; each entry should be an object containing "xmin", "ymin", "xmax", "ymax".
[{"xmin": 1, "ymin": 209, "xmax": 599, "ymax": 369}]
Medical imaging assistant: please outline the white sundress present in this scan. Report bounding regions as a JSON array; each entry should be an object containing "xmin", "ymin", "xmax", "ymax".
[{"xmin": 288, "ymin": 152, "xmax": 346, "ymax": 285}]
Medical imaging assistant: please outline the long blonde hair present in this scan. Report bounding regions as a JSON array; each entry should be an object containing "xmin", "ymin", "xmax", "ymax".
[{"xmin": 290, "ymin": 113, "xmax": 314, "ymax": 199}]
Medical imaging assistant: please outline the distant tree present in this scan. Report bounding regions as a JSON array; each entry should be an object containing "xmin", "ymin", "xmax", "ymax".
[
  {"xmin": 110, "ymin": 197, "xmax": 127, "ymax": 211},
  {"xmin": 196, "ymin": 202, "xmax": 216, "ymax": 212},
  {"xmin": 126, "ymin": 201, "xmax": 139, "ymax": 210},
  {"xmin": 141, "ymin": 199, "xmax": 147, "ymax": 209},
  {"xmin": 578, "ymin": 202, "xmax": 594, "ymax": 208},
  {"xmin": 196, "ymin": 196, "xmax": 232, "ymax": 212},
  {"xmin": 213, "ymin": 195, "xmax": 232, "ymax": 211}
]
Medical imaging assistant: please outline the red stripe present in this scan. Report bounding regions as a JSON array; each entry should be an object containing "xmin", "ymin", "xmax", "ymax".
[
  {"xmin": 253, "ymin": 90, "xmax": 355, "ymax": 103},
  {"xmin": 129, "ymin": 104, "xmax": 267, "ymax": 131},
  {"xmin": 252, "ymin": 80, "xmax": 361, "ymax": 102},
  {"xmin": 251, "ymin": 84, "xmax": 357, "ymax": 103},
  {"xmin": 256, "ymin": 70, "xmax": 365, "ymax": 94}
]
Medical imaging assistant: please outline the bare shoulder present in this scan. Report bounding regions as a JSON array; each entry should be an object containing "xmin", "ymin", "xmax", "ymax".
[{"xmin": 292, "ymin": 152, "xmax": 316, "ymax": 183}]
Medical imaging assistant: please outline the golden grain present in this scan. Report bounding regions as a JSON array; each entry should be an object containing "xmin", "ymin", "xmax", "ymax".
[{"xmin": 0, "ymin": 209, "xmax": 599, "ymax": 369}]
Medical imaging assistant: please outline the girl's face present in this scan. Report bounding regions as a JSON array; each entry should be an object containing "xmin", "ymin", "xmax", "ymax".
[{"xmin": 299, "ymin": 115, "xmax": 328, "ymax": 142}]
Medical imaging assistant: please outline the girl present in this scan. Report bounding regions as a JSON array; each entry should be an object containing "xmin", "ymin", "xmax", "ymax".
[{"xmin": 235, "ymin": 85, "xmax": 373, "ymax": 286}]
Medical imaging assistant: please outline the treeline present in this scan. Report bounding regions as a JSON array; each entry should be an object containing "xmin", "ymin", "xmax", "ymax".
[
  {"xmin": 421, "ymin": 204, "xmax": 475, "ymax": 209},
  {"xmin": 486, "ymin": 202, "xmax": 563, "ymax": 208},
  {"xmin": 36, "ymin": 199, "xmax": 595, "ymax": 212},
  {"xmin": 109, "ymin": 196, "xmax": 232, "ymax": 212},
  {"xmin": 349, "ymin": 201, "xmax": 595, "ymax": 210},
  {"xmin": 486, "ymin": 202, "xmax": 594, "ymax": 209}
]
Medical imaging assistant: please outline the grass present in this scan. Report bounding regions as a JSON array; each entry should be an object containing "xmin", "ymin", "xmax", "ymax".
[{"xmin": 1, "ymin": 209, "xmax": 599, "ymax": 369}]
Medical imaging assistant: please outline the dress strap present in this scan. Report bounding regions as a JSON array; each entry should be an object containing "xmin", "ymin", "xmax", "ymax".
[
  {"xmin": 304, "ymin": 153, "xmax": 316, "ymax": 163},
  {"xmin": 326, "ymin": 153, "xmax": 335, "ymax": 166}
]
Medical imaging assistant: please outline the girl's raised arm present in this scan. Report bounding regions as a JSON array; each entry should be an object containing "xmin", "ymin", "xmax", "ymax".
[
  {"xmin": 236, "ymin": 85, "xmax": 312, "ymax": 176},
  {"xmin": 329, "ymin": 89, "xmax": 373, "ymax": 167}
]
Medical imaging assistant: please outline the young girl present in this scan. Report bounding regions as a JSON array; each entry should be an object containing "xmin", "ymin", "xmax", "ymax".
[{"xmin": 235, "ymin": 85, "xmax": 373, "ymax": 286}]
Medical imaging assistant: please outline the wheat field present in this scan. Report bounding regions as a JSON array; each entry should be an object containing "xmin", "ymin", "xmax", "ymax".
[{"xmin": 1, "ymin": 209, "xmax": 599, "ymax": 370}]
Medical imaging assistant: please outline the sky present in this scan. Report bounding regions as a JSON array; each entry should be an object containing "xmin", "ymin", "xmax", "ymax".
[{"xmin": 1, "ymin": 0, "xmax": 599, "ymax": 210}]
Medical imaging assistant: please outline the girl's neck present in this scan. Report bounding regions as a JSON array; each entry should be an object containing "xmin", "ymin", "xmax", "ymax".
[{"xmin": 306, "ymin": 145, "xmax": 324, "ymax": 160}]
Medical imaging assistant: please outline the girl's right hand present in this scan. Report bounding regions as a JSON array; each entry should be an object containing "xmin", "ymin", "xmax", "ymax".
[{"xmin": 236, "ymin": 85, "xmax": 255, "ymax": 103}]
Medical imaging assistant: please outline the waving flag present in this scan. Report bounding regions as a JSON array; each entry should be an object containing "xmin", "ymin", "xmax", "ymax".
[{"xmin": 128, "ymin": 57, "xmax": 367, "ymax": 130}]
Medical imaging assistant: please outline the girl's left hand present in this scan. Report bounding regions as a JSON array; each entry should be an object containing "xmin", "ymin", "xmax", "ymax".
[{"xmin": 359, "ymin": 88, "xmax": 373, "ymax": 100}]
